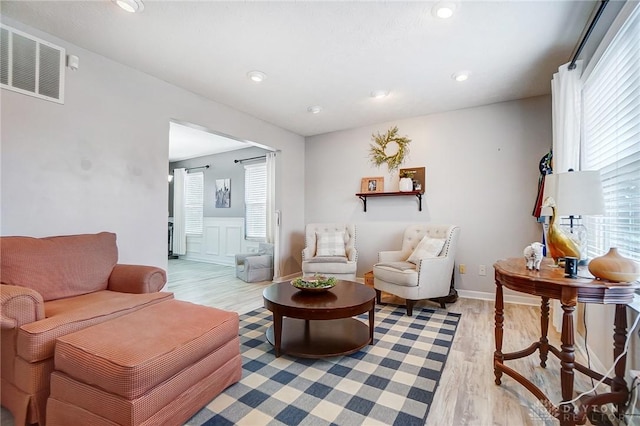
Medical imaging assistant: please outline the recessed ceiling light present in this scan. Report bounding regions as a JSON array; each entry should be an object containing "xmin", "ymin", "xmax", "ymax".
[
  {"xmin": 452, "ymin": 71, "xmax": 470, "ymax": 82},
  {"xmin": 113, "ymin": 0, "xmax": 144, "ymax": 13},
  {"xmin": 307, "ymin": 106, "xmax": 322, "ymax": 114},
  {"xmin": 247, "ymin": 71, "xmax": 267, "ymax": 83},
  {"xmin": 432, "ymin": 1, "xmax": 456, "ymax": 19},
  {"xmin": 371, "ymin": 90, "xmax": 390, "ymax": 99}
]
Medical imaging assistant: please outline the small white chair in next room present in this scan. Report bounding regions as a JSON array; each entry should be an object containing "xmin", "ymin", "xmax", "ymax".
[{"xmin": 235, "ymin": 242, "xmax": 274, "ymax": 283}]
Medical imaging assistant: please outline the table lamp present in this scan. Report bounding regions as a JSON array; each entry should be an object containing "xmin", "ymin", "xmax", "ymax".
[{"xmin": 542, "ymin": 170, "xmax": 605, "ymax": 264}]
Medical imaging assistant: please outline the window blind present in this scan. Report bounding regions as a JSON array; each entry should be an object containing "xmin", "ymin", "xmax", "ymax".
[
  {"xmin": 184, "ymin": 172, "xmax": 204, "ymax": 234},
  {"xmin": 582, "ymin": 4, "xmax": 639, "ymax": 262},
  {"xmin": 245, "ymin": 163, "xmax": 267, "ymax": 240}
]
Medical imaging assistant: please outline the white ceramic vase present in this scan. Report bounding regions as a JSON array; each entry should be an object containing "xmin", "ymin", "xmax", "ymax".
[{"xmin": 399, "ymin": 177, "xmax": 413, "ymax": 192}]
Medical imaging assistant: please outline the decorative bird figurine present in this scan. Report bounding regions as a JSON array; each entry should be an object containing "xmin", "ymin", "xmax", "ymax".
[{"xmin": 542, "ymin": 196, "xmax": 581, "ymax": 264}]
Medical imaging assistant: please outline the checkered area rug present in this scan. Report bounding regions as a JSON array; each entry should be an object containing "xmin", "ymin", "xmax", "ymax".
[{"xmin": 186, "ymin": 304, "xmax": 461, "ymax": 426}]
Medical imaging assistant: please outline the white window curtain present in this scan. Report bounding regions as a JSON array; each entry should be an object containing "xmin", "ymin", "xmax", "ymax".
[
  {"xmin": 265, "ymin": 152, "xmax": 280, "ymax": 278},
  {"xmin": 172, "ymin": 168, "xmax": 187, "ymax": 256},
  {"xmin": 552, "ymin": 60, "xmax": 583, "ymax": 173},
  {"xmin": 244, "ymin": 162, "xmax": 267, "ymax": 240},
  {"xmin": 550, "ymin": 61, "xmax": 583, "ymax": 332},
  {"xmin": 266, "ymin": 152, "xmax": 276, "ymax": 244},
  {"xmin": 582, "ymin": 3, "xmax": 640, "ymax": 263}
]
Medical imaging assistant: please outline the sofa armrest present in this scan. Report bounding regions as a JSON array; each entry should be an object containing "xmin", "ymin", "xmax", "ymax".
[
  {"xmin": 378, "ymin": 250, "xmax": 409, "ymax": 263},
  {"xmin": 346, "ymin": 247, "xmax": 358, "ymax": 262},
  {"xmin": 416, "ymin": 256, "xmax": 453, "ymax": 289},
  {"xmin": 244, "ymin": 254, "xmax": 273, "ymax": 270},
  {"xmin": 0, "ymin": 284, "xmax": 45, "ymax": 329},
  {"xmin": 235, "ymin": 253, "xmax": 255, "ymax": 265},
  {"xmin": 302, "ymin": 247, "xmax": 314, "ymax": 261},
  {"xmin": 107, "ymin": 264, "xmax": 167, "ymax": 294}
]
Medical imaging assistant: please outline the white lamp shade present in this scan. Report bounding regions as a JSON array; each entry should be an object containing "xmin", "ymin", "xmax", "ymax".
[{"xmin": 542, "ymin": 170, "xmax": 605, "ymax": 216}]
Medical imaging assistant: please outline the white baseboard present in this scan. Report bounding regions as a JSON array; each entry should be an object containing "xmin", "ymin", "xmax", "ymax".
[{"xmin": 457, "ymin": 289, "xmax": 538, "ymax": 306}]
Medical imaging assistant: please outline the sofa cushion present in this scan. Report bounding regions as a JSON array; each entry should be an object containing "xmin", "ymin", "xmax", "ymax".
[
  {"xmin": 316, "ymin": 231, "xmax": 346, "ymax": 257},
  {"xmin": 17, "ymin": 290, "xmax": 173, "ymax": 362},
  {"xmin": 406, "ymin": 236, "xmax": 445, "ymax": 264},
  {"xmin": 1, "ymin": 232, "xmax": 118, "ymax": 301},
  {"xmin": 54, "ymin": 300, "xmax": 239, "ymax": 400},
  {"xmin": 373, "ymin": 262, "xmax": 418, "ymax": 287}
]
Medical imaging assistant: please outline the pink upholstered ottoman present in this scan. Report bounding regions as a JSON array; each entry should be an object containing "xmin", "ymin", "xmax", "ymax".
[{"xmin": 46, "ymin": 300, "xmax": 241, "ymax": 425}]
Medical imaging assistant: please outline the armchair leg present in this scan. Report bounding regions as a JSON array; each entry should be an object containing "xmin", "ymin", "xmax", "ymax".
[
  {"xmin": 375, "ymin": 289, "xmax": 382, "ymax": 304},
  {"xmin": 406, "ymin": 299, "xmax": 416, "ymax": 317}
]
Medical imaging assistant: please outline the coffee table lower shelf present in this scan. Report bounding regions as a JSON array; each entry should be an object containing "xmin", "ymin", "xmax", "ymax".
[{"xmin": 266, "ymin": 317, "xmax": 371, "ymax": 358}]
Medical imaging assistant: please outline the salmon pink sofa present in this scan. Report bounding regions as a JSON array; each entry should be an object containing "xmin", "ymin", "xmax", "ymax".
[{"xmin": 0, "ymin": 232, "xmax": 171, "ymax": 426}]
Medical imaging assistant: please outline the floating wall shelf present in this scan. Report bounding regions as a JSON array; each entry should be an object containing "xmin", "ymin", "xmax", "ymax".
[{"xmin": 355, "ymin": 191, "xmax": 424, "ymax": 212}]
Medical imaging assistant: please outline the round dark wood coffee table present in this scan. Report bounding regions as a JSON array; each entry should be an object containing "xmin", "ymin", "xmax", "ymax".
[{"xmin": 263, "ymin": 280, "xmax": 376, "ymax": 358}]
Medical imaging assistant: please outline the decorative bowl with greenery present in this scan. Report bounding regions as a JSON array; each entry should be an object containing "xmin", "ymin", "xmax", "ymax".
[{"xmin": 291, "ymin": 275, "xmax": 337, "ymax": 292}]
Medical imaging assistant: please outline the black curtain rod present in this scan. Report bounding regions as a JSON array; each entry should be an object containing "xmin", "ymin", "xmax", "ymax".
[
  {"xmin": 234, "ymin": 155, "xmax": 266, "ymax": 164},
  {"xmin": 569, "ymin": 0, "xmax": 609, "ymax": 70},
  {"xmin": 186, "ymin": 165, "xmax": 210, "ymax": 172}
]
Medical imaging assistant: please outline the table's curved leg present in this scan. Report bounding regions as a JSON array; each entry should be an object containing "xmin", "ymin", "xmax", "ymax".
[
  {"xmin": 613, "ymin": 304, "xmax": 628, "ymax": 419},
  {"xmin": 494, "ymin": 281, "xmax": 504, "ymax": 385},
  {"xmin": 540, "ymin": 297, "xmax": 550, "ymax": 368},
  {"xmin": 559, "ymin": 298, "xmax": 576, "ymax": 426}
]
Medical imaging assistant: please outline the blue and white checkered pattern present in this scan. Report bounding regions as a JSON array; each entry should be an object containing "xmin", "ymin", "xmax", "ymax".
[{"xmin": 186, "ymin": 304, "xmax": 460, "ymax": 426}]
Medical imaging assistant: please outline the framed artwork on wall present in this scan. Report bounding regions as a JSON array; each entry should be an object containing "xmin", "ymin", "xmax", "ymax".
[
  {"xmin": 360, "ymin": 177, "xmax": 384, "ymax": 193},
  {"xmin": 215, "ymin": 178, "xmax": 230, "ymax": 208}
]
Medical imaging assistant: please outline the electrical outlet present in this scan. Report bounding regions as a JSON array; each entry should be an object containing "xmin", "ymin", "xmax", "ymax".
[
  {"xmin": 631, "ymin": 370, "xmax": 640, "ymax": 380},
  {"xmin": 459, "ymin": 264, "xmax": 466, "ymax": 274},
  {"xmin": 479, "ymin": 265, "xmax": 487, "ymax": 276}
]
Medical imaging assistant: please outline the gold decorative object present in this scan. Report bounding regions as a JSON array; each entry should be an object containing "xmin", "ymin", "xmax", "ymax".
[
  {"xmin": 369, "ymin": 126, "xmax": 411, "ymax": 172},
  {"xmin": 542, "ymin": 196, "xmax": 580, "ymax": 264},
  {"xmin": 588, "ymin": 248, "xmax": 640, "ymax": 283}
]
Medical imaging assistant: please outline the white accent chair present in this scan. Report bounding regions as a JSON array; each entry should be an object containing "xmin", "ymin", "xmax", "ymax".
[
  {"xmin": 235, "ymin": 242, "xmax": 274, "ymax": 283},
  {"xmin": 373, "ymin": 224, "xmax": 460, "ymax": 316},
  {"xmin": 302, "ymin": 223, "xmax": 357, "ymax": 280}
]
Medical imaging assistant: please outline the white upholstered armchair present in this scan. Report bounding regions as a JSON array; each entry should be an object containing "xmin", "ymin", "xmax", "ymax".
[
  {"xmin": 302, "ymin": 223, "xmax": 357, "ymax": 280},
  {"xmin": 235, "ymin": 242, "xmax": 274, "ymax": 283},
  {"xmin": 373, "ymin": 224, "xmax": 460, "ymax": 316}
]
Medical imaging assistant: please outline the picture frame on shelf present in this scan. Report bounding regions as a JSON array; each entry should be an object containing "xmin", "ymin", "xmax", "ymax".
[
  {"xmin": 361, "ymin": 177, "xmax": 384, "ymax": 193},
  {"xmin": 399, "ymin": 167, "xmax": 425, "ymax": 192}
]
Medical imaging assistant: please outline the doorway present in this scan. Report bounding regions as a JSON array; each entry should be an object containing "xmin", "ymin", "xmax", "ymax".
[{"xmin": 167, "ymin": 120, "xmax": 279, "ymax": 279}]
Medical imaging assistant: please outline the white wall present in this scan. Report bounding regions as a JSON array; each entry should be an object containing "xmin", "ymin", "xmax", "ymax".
[
  {"xmin": 0, "ymin": 17, "xmax": 305, "ymax": 275},
  {"xmin": 305, "ymin": 96, "xmax": 552, "ymax": 295}
]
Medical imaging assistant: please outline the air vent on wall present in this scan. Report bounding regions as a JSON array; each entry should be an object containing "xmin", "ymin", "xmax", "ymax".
[{"xmin": 0, "ymin": 24, "xmax": 65, "ymax": 104}]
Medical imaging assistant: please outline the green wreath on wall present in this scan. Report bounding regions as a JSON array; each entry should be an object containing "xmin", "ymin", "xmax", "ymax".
[{"xmin": 369, "ymin": 126, "xmax": 411, "ymax": 172}]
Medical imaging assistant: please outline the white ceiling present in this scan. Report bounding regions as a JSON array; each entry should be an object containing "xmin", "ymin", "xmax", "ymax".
[
  {"xmin": 1, "ymin": 1, "xmax": 598, "ymax": 137},
  {"xmin": 169, "ymin": 121, "xmax": 251, "ymax": 162}
]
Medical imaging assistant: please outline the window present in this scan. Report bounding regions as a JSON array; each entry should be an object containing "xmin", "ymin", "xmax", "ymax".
[
  {"xmin": 184, "ymin": 172, "xmax": 203, "ymax": 234},
  {"xmin": 582, "ymin": 5, "xmax": 639, "ymax": 263},
  {"xmin": 245, "ymin": 162, "xmax": 267, "ymax": 240}
]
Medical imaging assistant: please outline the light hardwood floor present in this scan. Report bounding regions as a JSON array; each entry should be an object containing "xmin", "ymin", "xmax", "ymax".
[
  {"xmin": 167, "ymin": 259, "xmax": 616, "ymax": 425},
  {"xmin": 0, "ymin": 259, "xmax": 619, "ymax": 425}
]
